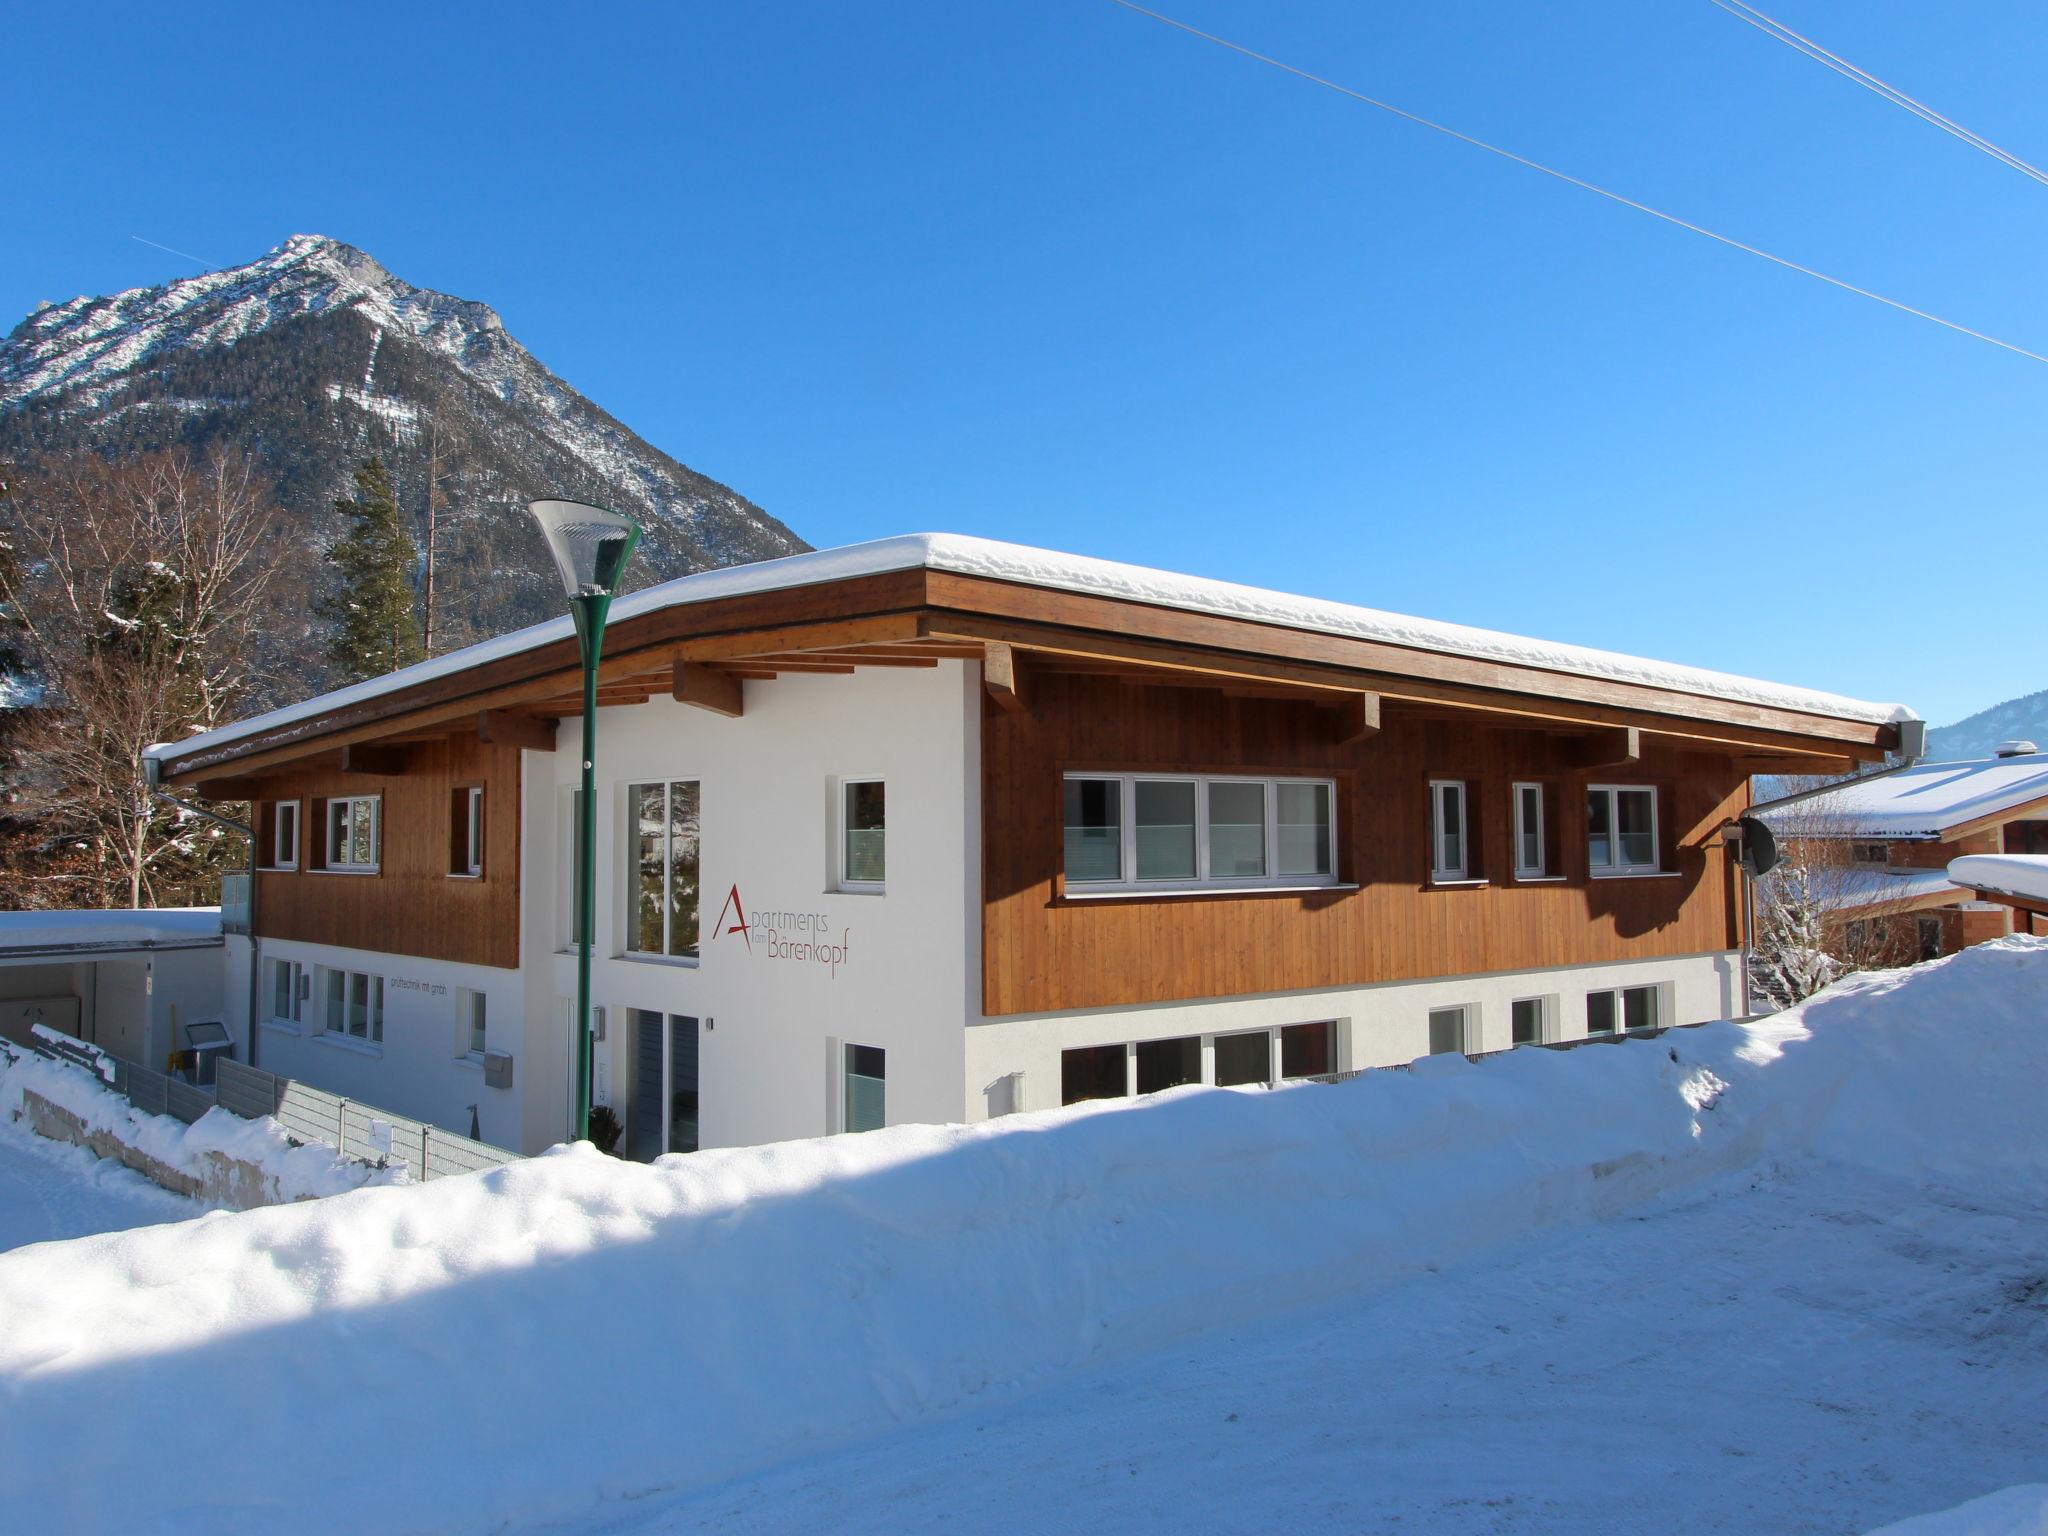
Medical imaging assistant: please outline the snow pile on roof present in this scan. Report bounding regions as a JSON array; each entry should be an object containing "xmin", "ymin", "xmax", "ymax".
[
  {"xmin": 1756, "ymin": 752, "xmax": 2048, "ymax": 840},
  {"xmin": 0, "ymin": 906, "xmax": 220, "ymax": 954},
  {"xmin": 1948, "ymin": 853, "xmax": 2048, "ymax": 905},
  {"xmin": 1865, "ymin": 1486, "xmax": 2048, "ymax": 1536},
  {"xmin": 1815, "ymin": 866, "xmax": 1960, "ymax": 914},
  {"xmin": 0, "ymin": 1045, "xmax": 398, "ymax": 1206},
  {"xmin": 2, "ymin": 939, "xmax": 2043, "ymax": 1535},
  {"xmin": 147, "ymin": 533, "xmax": 1911, "ymax": 768}
]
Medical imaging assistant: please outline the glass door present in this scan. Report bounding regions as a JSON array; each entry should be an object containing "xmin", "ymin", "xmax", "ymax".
[{"xmin": 629, "ymin": 1008, "xmax": 700, "ymax": 1161}]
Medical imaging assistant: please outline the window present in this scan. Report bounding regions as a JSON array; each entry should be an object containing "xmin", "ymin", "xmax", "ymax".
[
  {"xmin": 1061, "ymin": 775, "xmax": 1337, "ymax": 891},
  {"xmin": 452, "ymin": 787, "xmax": 484, "ymax": 877},
  {"xmin": 1586, "ymin": 985, "xmax": 1657, "ymax": 1036},
  {"xmin": 1852, "ymin": 842, "xmax": 1890, "ymax": 866},
  {"xmin": 1429, "ymin": 780, "xmax": 1468, "ymax": 880},
  {"xmin": 1427, "ymin": 1006, "xmax": 1469, "ymax": 1056},
  {"xmin": 458, "ymin": 989, "xmax": 487, "ymax": 1057},
  {"xmin": 628, "ymin": 780, "xmax": 701, "ymax": 960},
  {"xmin": 271, "ymin": 801, "xmax": 300, "ymax": 871},
  {"xmin": 325, "ymin": 796, "xmax": 380, "ymax": 872},
  {"xmin": 1511, "ymin": 997, "xmax": 1547, "ymax": 1046},
  {"xmin": 1918, "ymin": 916, "xmax": 1942, "ymax": 962},
  {"xmin": 268, "ymin": 958, "xmax": 304, "ymax": 1023},
  {"xmin": 840, "ymin": 780, "xmax": 886, "ymax": 889},
  {"xmin": 1512, "ymin": 783, "xmax": 1546, "ymax": 878},
  {"xmin": 320, "ymin": 966, "xmax": 384, "ymax": 1043},
  {"xmin": 1587, "ymin": 786, "xmax": 1658, "ymax": 875},
  {"xmin": 1280, "ymin": 1021, "xmax": 1333, "ymax": 1079},
  {"xmin": 1061, "ymin": 1044, "xmax": 1129, "ymax": 1105},
  {"xmin": 1214, "ymin": 1030, "xmax": 1272, "ymax": 1087},
  {"xmin": 843, "ymin": 1043, "xmax": 886, "ymax": 1131},
  {"xmin": 1134, "ymin": 1036, "xmax": 1200, "ymax": 1095}
]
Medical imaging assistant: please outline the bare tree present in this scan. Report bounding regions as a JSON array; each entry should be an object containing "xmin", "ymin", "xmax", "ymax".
[{"xmin": 0, "ymin": 449, "xmax": 285, "ymax": 908}]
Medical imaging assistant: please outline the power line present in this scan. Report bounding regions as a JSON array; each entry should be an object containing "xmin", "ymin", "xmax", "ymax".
[
  {"xmin": 130, "ymin": 235, "xmax": 215, "ymax": 268},
  {"xmin": 1708, "ymin": 0, "xmax": 2048, "ymax": 188},
  {"xmin": 1105, "ymin": 0, "xmax": 2048, "ymax": 367}
]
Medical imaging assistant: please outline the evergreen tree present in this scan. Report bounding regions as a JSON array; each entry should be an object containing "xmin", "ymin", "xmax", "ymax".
[{"xmin": 318, "ymin": 457, "xmax": 423, "ymax": 681}]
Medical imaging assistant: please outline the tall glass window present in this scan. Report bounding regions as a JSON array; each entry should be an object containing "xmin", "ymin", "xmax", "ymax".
[
  {"xmin": 841, "ymin": 780, "xmax": 886, "ymax": 887},
  {"xmin": 1276, "ymin": 782, "xmax": 1332, "ymax": 878},
  {"xmin": 1513, "ymin": 783, "xmax": 1546, "ymax": 877},
  {"xmin": 844, "ymin": 1043, "xmax": 885, "ymax": 1132},
  {"xmin": 1134, "ymin": 780, "xmax": 1197, "ymax": 881},
  {"xmin": 1430, "ymin": 781, "xmax": 1467, "ymax": 879},
  {"xmin": 628, "ymin": 780, "xmax": 700, "ymax": 959}
]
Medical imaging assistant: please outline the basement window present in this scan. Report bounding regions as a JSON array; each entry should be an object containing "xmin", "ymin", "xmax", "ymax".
[{"xmin": 1061, "ymin": 774, "xmax": 1336, "ymax": 892}]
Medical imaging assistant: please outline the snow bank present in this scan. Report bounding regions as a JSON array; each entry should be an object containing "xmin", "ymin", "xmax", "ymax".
[
  {"xmin": 0, "ymin": 1045, "xmax": 398, "ymax": 1206},
  {"xmin": 0, "ymin": 903, "xmax": 220, "ymax": 953},
  {"xmin": 1866, "ymin": 1487, "xmax": 2048, "ymax": 1536},
  {"xmin": 1, "ymin": 940, "xmax": 2043, "ymax": 1536}
]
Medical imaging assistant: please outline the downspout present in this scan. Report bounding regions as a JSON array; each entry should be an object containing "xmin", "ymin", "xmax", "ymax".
[{"xmin": 142, "ymin": 754, "xmax": 261, "ymax": 1069}]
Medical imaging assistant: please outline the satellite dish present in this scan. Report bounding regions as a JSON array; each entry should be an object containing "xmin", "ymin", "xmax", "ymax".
[{"xmin": 1735, "ymin": 815, "xmax": 1780, "ymax": 878}]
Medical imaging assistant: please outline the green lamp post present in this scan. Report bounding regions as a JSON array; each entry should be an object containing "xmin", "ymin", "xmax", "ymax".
[{"xmin": 528, "ymin": 499, "xmax": 642, "ymax": 1142}]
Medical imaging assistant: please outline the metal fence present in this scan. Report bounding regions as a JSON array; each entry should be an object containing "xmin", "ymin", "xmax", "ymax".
[{"xmin": 216, "ymin": 1058, "xmax": 519, "ymax": 1182}]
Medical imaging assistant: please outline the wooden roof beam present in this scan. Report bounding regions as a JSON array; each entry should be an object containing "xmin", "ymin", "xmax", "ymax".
[
  {"xmin": 1330, "ymin": 691, "xmax": 1382, "ymax": 745},
  {"xmin": 477, "ymin": 710, "xmax": 556, "ymax": 753},
  {"xmin": 340, "ymin": 743, "xmax": 407, "ymax": 776},
  {"xmin": 673, "ymin": 660, "xmax": 744, "ymax": 718},
  {"xmin": 984, "ymin": 641, "xmax": 1023, "ymax": 713},
  {"xmin": 1563, "ymin": 726, "xmax": 1641, "ymax": 771}
]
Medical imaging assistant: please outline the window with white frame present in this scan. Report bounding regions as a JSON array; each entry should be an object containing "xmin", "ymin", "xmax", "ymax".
[
  {"xmin": 1429, "ymin": 780, "xmax": 1468, "ymax": 880},
  {"xmin": 1060, "ymin": 774, "xmax": 1336, "ymax": 891},
  {"xmin": 319, "ymin": 966, "xmax": 385, "ymax": 1043},
  {"xmin": 1427, "ymin": 1006, "xmax": 1470, "ymax": 1056},
  {"xmin": 1586, "ymin": 983, "xmax": 1658, "ymax": 1036},
  {"xmin": 325, "ymin": 795, "xmax": 381, "ymax": 873},
  {"xmin": 457, "ymin": 786, "xmax": 484, "ymax": 877},
  {"xmin": 271, "ymin": 801, "xmax": 300, "ymax": 871},
  {"xmin": 268, "ymin": 958, "xmax": 305, "ymax": 1024},
  {"xmin": 457, "ymin": 989, "xmax": 487, "ymax": 1058},
  {"xmin": 1586, "ymin": 786, "xmax": 1659, "ymax": 875},
  {"xmin": 1512, "ymin": 782, "xmax": 1546, "ymax": 878},
  {"xmin": 627, "ymin": 780, "xmax": 701, "ymax": 960},
  {"xmin": 839, "ymin": 780, "xmax": 885, "ymax": 890}
]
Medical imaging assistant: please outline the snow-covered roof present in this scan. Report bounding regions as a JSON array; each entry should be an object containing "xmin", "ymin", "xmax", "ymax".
[
  {"xmin": 1948, "ymin": 854, "xmax": 2048, "ymax": 907},
  {"xmin": 1815, "ymin": 867, "xmax": 1961, "ymax": 915},
  {"xmin": 1754, "ymin": 753, "xmax": 2048, "ymax": 840},
  {"xmin": 0, "ymin": 907, "xmax": 222, "ymax": 957},
  {"xmin": 146, "ymin": 535, "xmax": 1913, "ymax": 770}
]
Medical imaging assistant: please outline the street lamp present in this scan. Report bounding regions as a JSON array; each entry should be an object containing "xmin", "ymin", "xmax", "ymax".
[{"xmin": 528, "ymin": 498, "xmax": 642, "ymax": 1142}]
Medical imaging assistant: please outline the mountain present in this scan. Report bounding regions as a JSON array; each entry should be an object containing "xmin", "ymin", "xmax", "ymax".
[
  {"xmin": 0, "ymin": 235, "xmax": 805, "ymax": 678},
  {"xmin": 1927, "ymin": 689, "xmax": 2048, "ymax": 762}
]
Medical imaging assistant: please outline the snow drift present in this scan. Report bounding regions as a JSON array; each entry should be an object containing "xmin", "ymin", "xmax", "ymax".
[{"xmin": 2, "ymin": 939, "xmax": 2044, "ymax": 1536}]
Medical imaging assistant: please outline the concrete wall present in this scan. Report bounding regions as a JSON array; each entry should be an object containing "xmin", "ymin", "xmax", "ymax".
[{"xmin": 964, "ymin": 950, "xmax": 1740, "ymax": 1116}]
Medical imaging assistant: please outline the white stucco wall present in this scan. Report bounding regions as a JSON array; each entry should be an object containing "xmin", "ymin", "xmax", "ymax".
[
  {"xmin": 536, "ymin": 662, "xmax": 980, "ymax": 1153},
  {"xmin": 963, "ymin": 950, "xmax": 1742, "ymax": 1117}
]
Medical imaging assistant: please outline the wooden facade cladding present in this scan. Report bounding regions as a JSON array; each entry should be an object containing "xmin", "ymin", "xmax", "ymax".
[
  {"xmin": 249, "ymin": 735, "xmax": 523, "ymax": 971},
  {"xmin": 980, "ymin": 673, "xmax": 1750, "ymax": 1017}
]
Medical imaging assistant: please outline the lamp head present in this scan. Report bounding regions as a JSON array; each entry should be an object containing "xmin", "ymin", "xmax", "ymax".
[{"xmin": 528, "ymin": 499, "xmax": 642, "ymax": 600}]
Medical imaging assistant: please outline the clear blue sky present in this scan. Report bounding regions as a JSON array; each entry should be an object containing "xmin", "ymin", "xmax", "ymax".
[{"xmin": 8, "ymin": 1, "xmax": 2044, "ymax": 727}]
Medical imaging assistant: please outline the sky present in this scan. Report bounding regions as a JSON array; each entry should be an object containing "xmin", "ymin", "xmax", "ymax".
[{"xmin": 6, "ymin": 1, "xmax": 2044, "ymax": 728}]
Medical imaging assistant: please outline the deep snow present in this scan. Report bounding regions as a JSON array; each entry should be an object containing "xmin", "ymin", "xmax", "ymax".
[
  {"xmin": 1, "ymin": 940, "xmax": 2044, "ymax": 1535},
  {"xmin": 0, "ymin": 1112, "xmax": 195, "ymax": 1251}
]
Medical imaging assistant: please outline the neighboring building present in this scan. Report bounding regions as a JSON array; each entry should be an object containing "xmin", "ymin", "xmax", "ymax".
[
  {"xmin": 1752, "ymin": 742, "xmax": 2048, "ymax": 965},
  {"xmin": 143, "ymin": 535, "xmax": 1912, "ymax": 1157},
  {"xmin": 0, "ymin": 908, "xmax": 225, "ymax": 1069}
]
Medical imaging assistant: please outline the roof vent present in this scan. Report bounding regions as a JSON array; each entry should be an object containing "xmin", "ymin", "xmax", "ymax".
[{"xmin": 1993, "ymin": 740, "xmax": 2039, "ymax": 758}]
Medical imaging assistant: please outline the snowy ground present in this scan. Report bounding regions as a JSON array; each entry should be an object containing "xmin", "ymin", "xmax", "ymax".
[
  {"xmin": 609, "ymin": 1161, "xmax": 2046, "ymax": 1536},
  {"xmin": 0, "ymin": 1114, "xmax": 196, "ymax": 1251}
]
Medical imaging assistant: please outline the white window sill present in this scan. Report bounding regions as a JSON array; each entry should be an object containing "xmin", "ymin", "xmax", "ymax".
[
  {"xmin": 618, "ymin": 952, "xmax": 702, "ymax": 969},
  {"xmin": 310, "ymin": 867, "xmax": 380, "ymax": 877},
  {"xmin": 1063, "ymin": 882, "xmax": 1356, "ymax": 901},
  {"xmin": 447, "ymin": 872, "xmax": 483, "ymax": 882},
  {"xmin": 453, "ymin": 1052, "xmax": 485, "ymax": 1071},
  {"xmin": 1512, "ymin": 874, "xmax": 1567, "ymax": 884},
  {"xmin": 833, "ymin": 885, "xmax": 886, "ymax": 897},
  {"xmin": 312, "ymin": 1031, "xmax": 384, "ymax": 1058},
  {"xmin": 1589, "ymin": 870, "xmax": 1679, "ymax": 880},
  {"xmin": 1428, "ymin": 877, "xmax": 1488, "ymax": 889},
  {"xmin": 260, "ymin": 865, "xmax": 297, "ymax": 874},
  {"xmin": 258, "ymin": 1017, "xmax": 306, "ymax": 1037}
]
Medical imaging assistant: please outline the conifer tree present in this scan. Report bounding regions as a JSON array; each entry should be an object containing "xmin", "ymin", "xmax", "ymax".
[{"xmin": 319, "ymin": 457, "xmax": 423, "ymax": 681}]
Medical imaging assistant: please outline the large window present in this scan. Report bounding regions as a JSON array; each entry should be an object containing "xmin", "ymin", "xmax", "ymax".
[
  {"xmin": 320, "ymin": 966, "xmax": 384, "ymax": 1043},
  {"xmin": 1586, "ymin": 984, "xmax": 1658, "ymax": 1036},
  {"xmin": 844, "ymin": 1044, "xmax": 886, "ymax": 1132},
  {"xmin": 325, "ymin": 796, "xmax": 380, "ymax": 873},
  {"xmin": 1061, "ymin": 774, "xmax": 1336, "ymax": 891},
  {"xmin": 840, "ymin": 780, "xmax": 886, "ymax": 890},
  {"xmin": 1429, "ymin": 780, "xmax": 1468, "ymax": 881},
  {"xmin": 271, "ymin": 801, "xmax": 300, "ymax": 871},
  {"xmin": 628, "ymin": 780, "xmax": 701, "ymax": 960},
  {"xmin": 1512, "ymin": 782, "xmax": 1546, "ymax": 878},
  {"xmin": 1587, "ymin": 786, "xmax": 1659, "ymax": 875}
]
